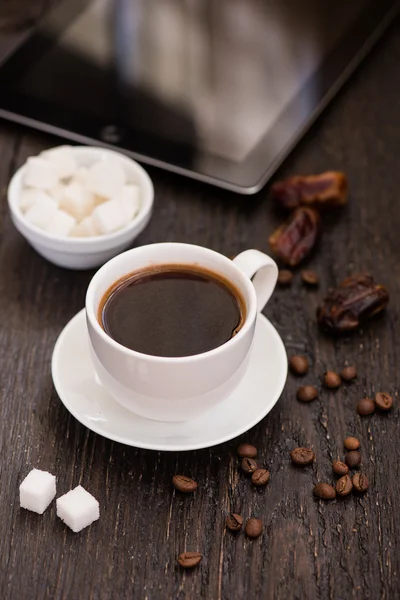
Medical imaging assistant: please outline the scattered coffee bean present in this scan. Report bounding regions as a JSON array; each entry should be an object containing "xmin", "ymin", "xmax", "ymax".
[
  {"xmin": 336, "ymin": 474, "xmax": 353, "ymax": 496},
  {"xmin": 344, "ymin": 436, "xmax": 360, "ymax": 451},
  {"xmin": 375, "ymin": 392, "xmax": 393, "ymax": 411},
  {"xmin": 172, "ymin": 475, "xmax": 198, "ymax": 493},
  {"xmin": 297, "ymin": 385, "xmax": 318, "ymax": 402},
  {"xmin": 177, "ymin": 552, "xmax": 202, "ymax": 568},
  {"xmin": 278, "ymin": 269, "xmax": 294, "ymax": 286},
  {"xmin": 352, "ymin": 473, "xmax": 369, "ymax": 493},
  {"xmin": 251, "ymin": 469, "xmax": 270, "ymax": 486},
  {"xmin": 245, "ymin": 518, "xmax": 263, "ymax": 538},
  {"xmin": 313, "ymin": 483, "xmax": 336, "ymax": 500},
  {"xmin": 237, "ymin": 443, "xmax": 257, "ymax": 458},
  {"xmin": 241, "ymin": 457, "xmax": 258, "ymax": 475},
  {"xmin": 341, "ymin": 365, "xmax": 357, "ymax": 381},
  {"xmin": 356, "ymin": 397, "xmax": 375, "ymax": 416},
  {"xmin": 345, "ymin": 451, "xmax": 361, "ymax": 468},
  {"xmin": 332, "ymin": 460, "xmax": 349, "ymax": 476},
  {"xmin": 289, "ymin": 355, "xmax": 309, "ymax": 375},
  {"xmin": 301, "ymin": 270, "xmax": 319, "ymax": 286},
  {"xmin": 290, "ymin": 447, "xmax": 315, "ymax": 465},
  {"xmin": 226, "ymin": 513, "xmax": 243, "ymax": 532},
  {"xmin": 324, "ymin": 371, "xmax": 341, "ymax": 389}
]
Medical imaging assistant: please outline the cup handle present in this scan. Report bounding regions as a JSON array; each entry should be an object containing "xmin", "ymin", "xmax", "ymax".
[{"xmin": 232, "ymin": 249, "xmax": 278, "ymax": 313}]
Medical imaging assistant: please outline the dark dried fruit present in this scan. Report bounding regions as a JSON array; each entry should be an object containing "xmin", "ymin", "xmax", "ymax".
[
  {"xmin": 269, "ymin": 207, "xmax": 321, "ymax": 266},
  {"xmin": 324, "ymin": 371, "xmax": 341, "ymax": 389},
  {"xmin": 289, "ymin": 355, "xmax": 309, "ymax": 375},
  {"xmin": 226, "ymin": 513, "xmax": 243, "ymax": 532},
  {"xmin": 332, "ymin": 460, "xmax": 349, "ymax": 476},
  {"xmin": 352, "ymin": 473, "xmax": 369, "ymax": 493},
  {"xmin": 172, "ymin": 475, "xmax": 198, "ymax": 493},
  {"xmin": 237, "ymin": 443, "xmax": 257, "ymax": 458},
  {"xmin": 375, "ymin": 392, "xmax": 393, "ymax": 411},
  {"xmin": 341, "ymin": 366, "xmax": 357, "ymax": 381},
  {"xmin": 297, "ymin": 385, "xmax": 318, "ymax": 402},
  {"xmin": 344, "ymin": 437, "xmax": 360, "ymax": 451},
  {"xmin": 177, "ymin": 552, "xmax": 202, "ymax": 568},
  {"xmin": 241, "ymin": 457, "xmax": 258, "ymax": 475},
  {"xmin": 278, "ymin": 269, "xmax": 294, "ymax": 286},
  {"xmin": 313, "ymin": 483, "xmax": 336, "ymax": 500},
  {"xmin": 301, "ymin": 270, "xmax": 319, "ymax": 286},
  {"xmin": 317, "ymin": 274, "xmax": 389, "ymax": 333},
  {"xmin": 336, "ymin": 475, "xmax": 353, "ymax": 496},
  {"xmin": 345, "ymin": 451, "xmax": 361, "ymax": 468},
  {"xmin": 251, "ymin": 469, "xmax": 270, "ymax": 486},
  {"xmin": 271, "ymin": 171, "xmax": 348, "ymax": 211},
  {"xmin": 357, "ymin": 397, "xmax": 375, "ymax": 416},
  {"xmin": 245, "ymin": 518, "xmax": 263, "ymax": 538},
  {"xmin": 290, "ymin": 447, "xmax": 315, "ymax": 465}
]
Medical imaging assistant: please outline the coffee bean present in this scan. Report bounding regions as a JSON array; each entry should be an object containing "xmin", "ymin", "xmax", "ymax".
[
  {"xmin": 172, "ymin": 475, "xmax": 198, "ymax": 493},
  {"xmin": 289, "ymin": 355, "xmax": 309, "ymax": 375},
  {"xmin": 352, "ymin": 473, "xmax": 369, "ymax": 493},
  {"xmin": 345, "ymin": 451, "xmax": 361, "ymax": 468},
  {"xmin": 251, "ymin": 469, "xmax": 270, "ymax": 486},
  {"xmin": 324, "ymin": 371, "xmax": 341, "ymax": 389},
  {"xmin": 341, "ymin": 366, "xmax": 357, "ymax": 381},
  {"xmin": 344, "ymin": 436, "xmax": 360, "ymax": 451},
  {"xmin": 241, "ymin": 457, "xmax": 258, "ymax": 475},
  {"xmin": 375, "ymin": 392, "xmax": 393, "ymax": 411},
  {"xmin": 297, "ymin": 385, "xmax": 318, "ymax": 402},
  {"xmin": 301, "ymin": 270, "xmax": 319, "ymax": 286},
  {"xmin": 226, "ymin": 513, "xmax": 243, "ymax": 532},
  {"xmin": 278, "ymin": 269, "xmax": 294, "ymax": 286},
  {"xmin": 332, "ymin": 460, "xmax": 349, "ymax": 476},
  {"xmin": 336, "ymin": 474, "xmax": 353, "ymax": 496},
  {"xmin": 245, "ymin": 518, "xmax": 263, "ymax": 538},
  {"xmin": 313, "ymin": 483, "xmax": 336, "ymax": 500},
  {"xmin": 177, "ymin": 552, "xmax": 202, "ymax": 568},
  {"xmin": 237, "ymin": 443, "xmax": 257, "ymax": 458},
  {"xmin": 356, "ymin": 397, "xmax": 375, "ymax": 416},
  {"xmin": 290, "ymin": 447, "xmax": 315, "ymax": 465}
]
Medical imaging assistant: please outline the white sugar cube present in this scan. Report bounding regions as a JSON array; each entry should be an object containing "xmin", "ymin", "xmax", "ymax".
[
  {"xmin": 86, "ymin": 158, "xmax": 126, "ymax": 198},
  {"xmin": 23, "ymin": 157, "xmax": 59, "ymax": 190},
  {"xmin": 48, "ymin": 184, "xmax": 65, "ymax": 205},
  {"xmin": 41, "ymin": 146, "xmax": 77, "ymax": 180},
  {"xmin": 113, "ymin": 184, "xmax": 140, "ymax": 220},
  {"xmin": 69, "ymin": 215, "xmax": 99, "ymax": 237},
  {"xmin": 24, "ymin": 196, "xmax": 58, "ymax": 229},
  {"xmin": 20, "ymin": 469, "xmax": 56, "ymax": 514},
  {"xmin": 19, "ymin": 188, "xmax": 54, "ymax": 213},
  {"xmin": 73, "ymin": 166, "xmax": 89, "ymax": 185},
  {"xmin": 60, "ymin": 181, "xmax": 95, "ymax": 221},
  {"xmin": 43, "ymin": 209, "xmax": 76, "ymax": 237},
  {"xmin": 56, "ymin": 485, "xmax": 99, "ymax": 533},
  {"xmin": 91, "ymin": 198, "xmax": 130, "ymax": 234}
]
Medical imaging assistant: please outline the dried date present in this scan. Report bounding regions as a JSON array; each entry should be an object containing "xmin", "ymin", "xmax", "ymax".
[
  {"xmin": 317, "ymin": 274, "xmax": 389, "ymax": 332},
  {"xmin": 269, "ymin": 207, "xmax": 321, "ymax": 266},
  {"xmin": 271, "ymin": 171, "xmax": 348, "ymax": 211}
]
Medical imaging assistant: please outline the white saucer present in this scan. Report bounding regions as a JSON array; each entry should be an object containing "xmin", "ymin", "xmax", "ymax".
[{"xmin": 51, "ymin": 310, "xmax": 287, "ymax": 451}]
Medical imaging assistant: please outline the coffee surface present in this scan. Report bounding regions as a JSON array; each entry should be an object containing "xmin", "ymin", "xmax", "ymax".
[{"xmin": 99, "ymin": 265, "xmax": 244, "ymax": 357}]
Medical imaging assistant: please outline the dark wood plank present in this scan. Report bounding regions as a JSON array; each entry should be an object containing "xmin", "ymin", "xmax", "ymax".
[{"xmin": 0, "ymin": 4, "xmax": 399, "ymax": 599}]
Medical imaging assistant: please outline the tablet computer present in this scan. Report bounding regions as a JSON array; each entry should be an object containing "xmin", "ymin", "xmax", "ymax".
[{"xmin": 0, "ymin": 0, "xmax": 397, "ymax": 194}]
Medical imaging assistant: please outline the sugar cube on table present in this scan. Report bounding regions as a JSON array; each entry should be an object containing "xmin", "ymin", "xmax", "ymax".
[
  {"xmin": 113, "ymin": 184, "xmax": 141, "ymax": 220},
  {"xmin": 43, "ymin": 209, "xmax": 76, "ymax": 237},
  {"xmin": 24, "ymin": 196, "xmax": 58, "ymax": 229},
  {"xmin": 41, "ymin": 146, "xmax": 77, "ymax": 180},
  {"xmin": 56, "ymin": 485, "xmax": 99, "ymax": 533},
  {"xmin": 23, "ymin": 157, "xmax": 59, "ymax": 190},
  {"xmin": 91, "ymin": 198, "xmax": 130, "ymax": 234},
  {"xmin": 20, "ymin": 469, "xmax": 56, "ymax": 514},
  {"xmin": 19, "ymin": 189, "xmax": 55, "ymax": 213},
  {"xmin": 69, "ymin": 215, "xmax": 99, "ymax": 237},
  {"xmin": 86, "ymin": 159, "xmax": 126, "ymax": 198},
  {"xmin": 60, "ymin": 181, "xmax": 95, "ymax": 221}
]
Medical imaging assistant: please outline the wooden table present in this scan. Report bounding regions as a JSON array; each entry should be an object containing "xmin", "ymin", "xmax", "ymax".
[{"xmin": 1, "ymin": 5, "xmax": 399, "ymax": 599}]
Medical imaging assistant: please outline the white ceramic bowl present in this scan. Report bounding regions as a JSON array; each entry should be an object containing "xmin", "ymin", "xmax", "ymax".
[{"xmin": 7, "ymin": 146, "xmax": 154, "ymax": 269}]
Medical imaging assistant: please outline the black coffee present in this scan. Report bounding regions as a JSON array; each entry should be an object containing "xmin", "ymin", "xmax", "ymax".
[{"xmin": 99, "ymin": 264, "xmax": 245, "ymax": 357}]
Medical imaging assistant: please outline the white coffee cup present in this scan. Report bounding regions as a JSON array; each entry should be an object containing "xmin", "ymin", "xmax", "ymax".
[{"xmin": 86, "ymin": 242, "xmax": 278, "ymax": 422}]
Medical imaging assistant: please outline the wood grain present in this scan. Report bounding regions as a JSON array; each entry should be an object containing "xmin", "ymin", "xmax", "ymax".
[{"xmin": 0, "ymin": 4, "xmax": 399, "ymax": 599}]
